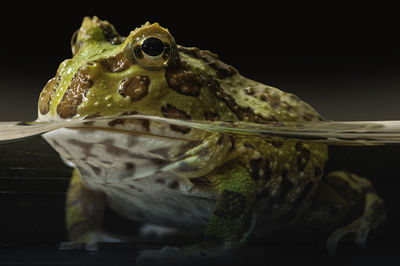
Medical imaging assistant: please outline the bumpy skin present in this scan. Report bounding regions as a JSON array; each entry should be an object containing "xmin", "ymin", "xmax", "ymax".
[{"xmin": 39, "ymin": 17, "xmax": 385, "ymax": 254}]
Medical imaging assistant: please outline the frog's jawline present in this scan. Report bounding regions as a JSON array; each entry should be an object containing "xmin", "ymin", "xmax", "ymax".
[{"xmin": 43, "ymin": 127, "xmax": 216, "ymax": 230}]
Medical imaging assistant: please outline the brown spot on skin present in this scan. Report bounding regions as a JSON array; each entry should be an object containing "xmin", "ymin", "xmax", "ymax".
[
  {"xmin": 161, "ymin": 104, "xmax": 191, "ymax": 134},
  {"xmin": 297, "ymin": 148, "xmax": 311, "ymax": 172},
  {"xmin": 190, "ymin": 176, "xmax": 212, "ymax": 189},
  {"xmin": 83, "ymin": 121, "xmax": 95, "ymax": 126},
  {"xmin": 100, "ymin": 139, "xmax": 130, "ymax": 157},
  {"xmin": 99, "ymin": 52, "xmax": 131, "ymax": 73},
  {"xmin": 57, "ymin": 67, "xmax": 94, "ymax": 118},
  {"xmin": 39, "ymin": 75, "xmax": 60, "ymax": 115},
  {"xmin": 119, "ymin": 75, "xmax": 149, "ymax": 101},
  {"xmin": 295, "ymin": 142, "xmax": 303, "ymax": 151},
  {"xmin": 263, "ymin": 159, "xmax": 272, "ymax": 181},
  {"xmin": 271, "ymin": 140, "xmax": 283, "ymax": 148},
  {"xmin": 250, "ymin": 158, "xmax": 263, "ymax": 180},
  {"xmin": 155, "ymin": 178, "xmax": 165, "ymax": 184},
  {"xmin": 243, "ymin": 142, "xmax": 255, "ymax": 149},
  {"xmin": 83, "ymin": 113, "xmax": 101, "ymax": 126},
  {"xmin": 259, "ymin": 95, "xmax": 267, "ymax": 101},
  {"xmin": 244, "ymin": 87, "xmax": 255, "ymax": 95},
  {"xmin": 178, "ymin": 46, "xmax": 237, "ymax": 78},
  {"xmin": 165, "ymin": 62, "xmax": 203, "ymax": 96},
  {"xmin": 249, "ymin": 158, "xmax": 271, "ymax": 181},
  {"xmin": 108, "ymin": 118, "xmax": 125, "ymax": 127},
  {"xmin": 96, "ymin": 19, "xmax": 124, "ymax": 44},
  {"xmin": 150, "ymin": 158, "xmax": 167, "ymax": 166},
  {"xmin": 292, "ymin": 182, "xmax": 314, "ymax": 210},
  {"xmin": 217, "ymin": 135, "xmax": 225, "ymax": 145},
  {"xmin": 98, "ymin": 138, "xmax": 147, "ymax": 160},
  {"xmin": 125, "ymin": 162, "xmax": 135, "ymax": 171},
  {"xmin": 197, "ymin": 147, "xmax": 209, "ymax": 157},
  {"xmin": 116, "ymin": 111, "xmax": 150, "ymax": 132},
  {"xmin": 211, "ymin": 80, "xmax": 277, "ymax": 123},
  {"xmin": 89, "ymin": 164, "xmax": 101, "ymax": 175},
  {"xmin": 177, "ymin": 140, "xmax": 202, "ymax": 155},
  {"xmin": 128, "ymin": 184, "xmax": 136, "ymax": 190},
  {"xmin": 176, "ymin": 162, "xmax": 199, "ymax": 172},
  {"xmin": 204, "ymin": 112, "xmax": 220, "ymax": 121},
  {"xmin": 269, "ymin": 93, "xmax": 281, "ymax": 109},
  {"xmin": 303, "ymin": 114, "xmax": 314, "ymax": 121},
  {"xmin": 67, "ymin": 139, "xmax": 97, "ymax": 158},
  {"xmin": 275, "ymin": 175, "xmax": 294, "ymax": 202},
  {"xmin": 214, "ymin": 190, "xmax": 246, "ymax": 220},
  {"xmin": 168, "ymin": 179, "xmax": 180, "ymax": 190},
  {"xmin": 140, "ymin": 118, "xmax": 150, "ymax": 131}
]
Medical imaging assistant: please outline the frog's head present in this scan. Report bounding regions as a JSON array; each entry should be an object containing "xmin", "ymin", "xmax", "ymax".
[
  {"xmin": 37, "ymin": 16, "xmax": 242, "ymax": 124},
  {"xmin": 38, "ymin": 16, "xmax": 322, "ymax": 126}
]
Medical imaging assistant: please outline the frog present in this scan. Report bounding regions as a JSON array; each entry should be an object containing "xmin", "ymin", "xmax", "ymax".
[{"xmin": 38, "ymin": 16, "xmax": 385, "ymax": 258}]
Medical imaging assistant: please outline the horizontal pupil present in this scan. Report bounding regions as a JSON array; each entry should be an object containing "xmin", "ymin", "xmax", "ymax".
[{"xmin": 141, "ymin": 37, "xmax": 165, "ymax": 56}]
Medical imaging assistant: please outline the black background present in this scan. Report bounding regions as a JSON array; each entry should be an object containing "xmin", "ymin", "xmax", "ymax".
[
  {"xmin": 0, "ymin": 3, "xmax": 400, "ymax": 265},
  {"xmin": 0, "ymin": 2, "xmax": 399, "ymax": 121}
]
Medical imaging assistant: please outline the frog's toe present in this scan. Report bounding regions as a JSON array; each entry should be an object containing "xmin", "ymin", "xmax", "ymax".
[
  {"xmin": 326, "ymin": 193, "xmax": 385, "ymax": 253},
  {"xmin": 60, "ymin": 230, "xmax": 128, "ymax": 251},
  {"xmin": 327, "ymin": 217, "xmax": 369, "ymax": 253}
]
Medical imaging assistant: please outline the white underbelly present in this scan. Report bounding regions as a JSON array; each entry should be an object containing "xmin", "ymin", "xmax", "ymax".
[
  {"xmin": 43, "ymin": 127, "xmax": 216, "ymax": 229},
  {"xmin": 103, "ymin": 178, "xmax": 216, "ymax": 230}
]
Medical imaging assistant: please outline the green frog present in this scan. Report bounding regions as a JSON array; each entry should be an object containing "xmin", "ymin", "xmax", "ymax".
[{"xmin": 38, "ymin": 16, "xmax": 385, "ymax": 256}]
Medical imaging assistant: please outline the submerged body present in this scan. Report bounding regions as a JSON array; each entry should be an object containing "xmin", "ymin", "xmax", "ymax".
[{"xmin": 39, "ymin": 17, "xmax": 385, "ymax": 254}]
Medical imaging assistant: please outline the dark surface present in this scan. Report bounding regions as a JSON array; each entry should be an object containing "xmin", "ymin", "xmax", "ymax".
[
  {"xmin": 0, "ymin": 136, "xmax": 400, "ymax": 265},
  {"xmin": 0, "ymin": 3, "xmax": 399, "ymax": 122}
]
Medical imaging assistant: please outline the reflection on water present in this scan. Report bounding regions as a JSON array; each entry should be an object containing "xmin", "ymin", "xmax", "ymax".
[{"xmin": 2, "ymin": 115, "xmax": 400, "ymax": 145}]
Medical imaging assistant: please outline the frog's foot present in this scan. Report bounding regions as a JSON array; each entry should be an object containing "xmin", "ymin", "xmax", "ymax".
[
  {"xmin": 326, "ymin": 192, "xmax": 385, "ymax": 253},
  {"xmin": 136, "ymin": 212, "xmax": 255, "ymax": 265},
  {"xmin": 64, "ymin": 169, "xmax": 132, "ymax": 251},
  {"xmin": 321, "ymin": 171, "xmax": 386, "ymax": 253},
  {"xmin": 60, "ymin": 230, "xmax": 129, "ymax": 251},
  {"xmin": 137, "ymin": 163, "xmax": 257, "ymax": 265}
]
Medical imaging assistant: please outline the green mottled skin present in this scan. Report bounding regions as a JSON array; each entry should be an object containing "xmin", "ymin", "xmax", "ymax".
[{"xmin": 38, "ymin": 17, "xmax": 385, "ymax": 256}]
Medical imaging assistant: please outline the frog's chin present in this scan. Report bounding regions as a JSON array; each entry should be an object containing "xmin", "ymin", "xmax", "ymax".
[{"xmin": 42, "ymin": 126, "xmax": 202, "ymax": 185}]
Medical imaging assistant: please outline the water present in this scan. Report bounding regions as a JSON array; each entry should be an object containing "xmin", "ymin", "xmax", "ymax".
[
  {"xmin": 1, "ymin": 116, "xmax": 400, "ymax": 265},
  {"xmin": 2, "ymin": 115, "xmax": 400, "ymax": 144}
]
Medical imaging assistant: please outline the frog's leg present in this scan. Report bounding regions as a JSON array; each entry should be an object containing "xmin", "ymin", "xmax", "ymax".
[
  {"xmin": 301, "ymin": 170, "xmax": 385, "ymax": 253},
  {"xmin": 64, "ymin": 168, "xmax": 126, "ymax": 250},
  {"xmin": 187, "ymin": 162, "xmax": 258, "ymax": 254}
]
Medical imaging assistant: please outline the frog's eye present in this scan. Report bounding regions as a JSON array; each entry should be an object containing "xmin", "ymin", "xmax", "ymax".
[
  {"xmin": 141, "ymin": 37, "xmax": 166, "ymax": 56},
  {"xmin": 132, "ymin": 35, "xmax": 175, "ymax": 69}
]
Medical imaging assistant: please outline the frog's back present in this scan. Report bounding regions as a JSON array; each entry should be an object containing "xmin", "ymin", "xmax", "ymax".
[{"xmin": 176, "ymin": 46, "xmax": 324, "ymax": 124}]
